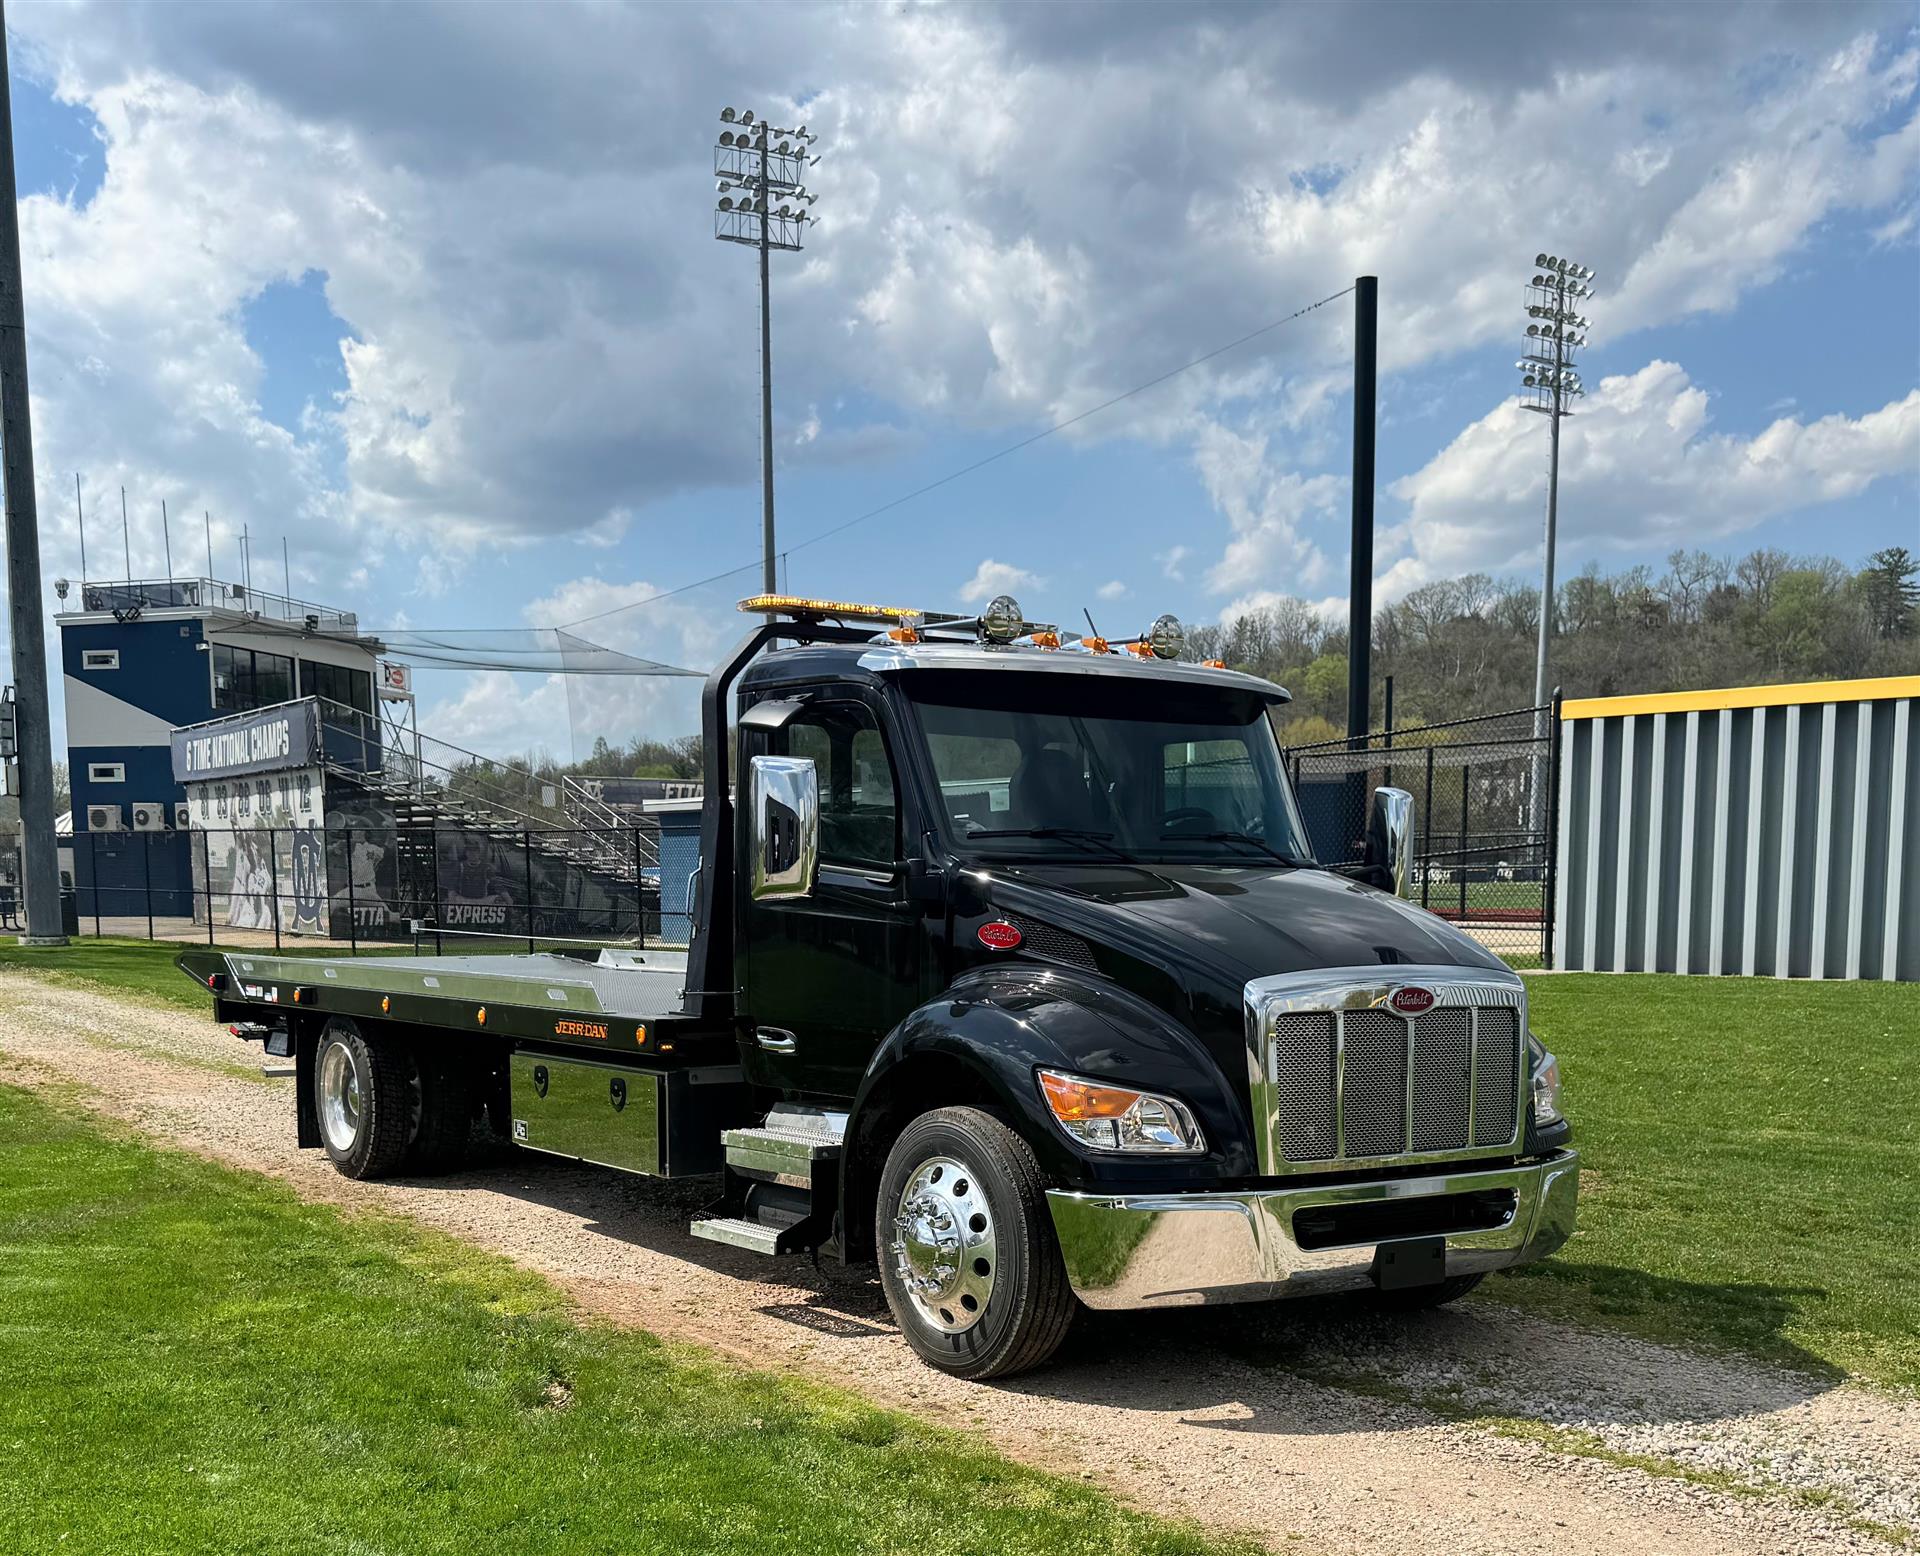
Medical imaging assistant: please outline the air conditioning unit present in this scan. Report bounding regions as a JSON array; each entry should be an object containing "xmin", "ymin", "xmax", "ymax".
[
  {"xmin": 130, "ymin": 802, "xmax": 168, "ymax": 832},
  {"xmin": 173, "ymin": 802, "xmax": 193, "ymax": 830},
  {"xmin": 87, "ymin": 804, "xmax": 124, "ymax": 832}
]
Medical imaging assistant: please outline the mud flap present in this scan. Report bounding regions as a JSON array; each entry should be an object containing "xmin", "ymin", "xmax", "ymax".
[{"xmin": 294, "ymin": 1027, "xmax": 321, "ymax": 1149}]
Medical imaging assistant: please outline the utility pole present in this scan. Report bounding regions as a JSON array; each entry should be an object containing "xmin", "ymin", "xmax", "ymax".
[
  {"xmin": 713, "ymin": 106, "xmax": 821, "ymax": 601},
  {"xmin": 161, "ymin": 498, "xmax": 172, "ymax": 582},
  {"xmin": 1346, "ymin": 275, "xmax": 1377, "ymax": 748},
  {"xmin": 0, "ymin": 5, "xmax": 69, "ymax": 941},
  {"xmin": 1518, "ymin": 252, "xmax": 1597, "ymax": 827}
]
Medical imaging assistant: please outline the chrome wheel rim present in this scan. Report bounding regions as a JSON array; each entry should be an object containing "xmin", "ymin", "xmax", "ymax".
[
  {"xmin": 317, "ymin": 1038, "xmax": 363, "ymax": 1154},
  {"xmin": 889, "ymin": 1154, "xmax": 997, "ymax": 1335}
]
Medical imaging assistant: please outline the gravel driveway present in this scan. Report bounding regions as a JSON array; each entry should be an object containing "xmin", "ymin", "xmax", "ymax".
[{"xmin": 2, "ymin": 971, "xmax": 1914, "ymax": 1555}]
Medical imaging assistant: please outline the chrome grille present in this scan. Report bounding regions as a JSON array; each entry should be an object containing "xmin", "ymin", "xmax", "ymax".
[
  {"xmin": 1411, "ymin": 1007, "xmax": 1472, "ymax": 1152},
  {"xmin": 1270, "ymin": 1013, "xmax": 1336, "ymax": 1160},
  {"xmin": 1247, "ymin": 967, "xmax": 1527, "ymax": 1174},
  {"xmin": 1473, "ymin": 1007, "xmax": 1521, "ymax": 1146}
]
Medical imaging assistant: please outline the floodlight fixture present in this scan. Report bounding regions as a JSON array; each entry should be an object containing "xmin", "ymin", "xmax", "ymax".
[
  {"xmin": 715, "ymin": 104, "xmax": 826, "ymax": 604},
  {"xmin": 1517, "ymin": 248, "xmax": 1598, "ymax": 825}
]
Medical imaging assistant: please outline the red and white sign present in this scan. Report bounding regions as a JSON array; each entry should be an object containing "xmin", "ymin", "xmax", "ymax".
[
  {"xmin": 1389, "ymin": 986, "xmax": 1436, "ymax": 1015},
  {"xmin": 378, "ymin": 660, "xmax": 413, "ymax": 700},
  {"xmin": 977, "ymin": 920, "xmax": 1023, "ymax": 951}
]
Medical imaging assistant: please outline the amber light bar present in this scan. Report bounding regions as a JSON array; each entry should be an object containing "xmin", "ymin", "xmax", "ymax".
[{"xmin": 738, "ymin": 594, "xmax": 924, "ymax": 624}]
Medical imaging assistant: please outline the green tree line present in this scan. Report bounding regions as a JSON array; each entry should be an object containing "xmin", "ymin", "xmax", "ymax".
[{"xmin": 1187, "ymin": 546, "xmax": 1920, "ymax": 743}]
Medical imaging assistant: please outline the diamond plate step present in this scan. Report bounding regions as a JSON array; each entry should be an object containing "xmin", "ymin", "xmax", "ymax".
[
  {"xmin": 688, "ymin": 1215, "xmax": 787, "ymax": 1255},
  {"xmin": 723, "ymin": 1125, "xmax": 842, "ymax": 1181}
]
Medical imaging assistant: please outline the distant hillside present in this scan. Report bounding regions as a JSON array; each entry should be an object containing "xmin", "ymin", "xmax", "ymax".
[{"xmin": 1187, "ymin": 546, "xmax": 1920, "ymax": 744}]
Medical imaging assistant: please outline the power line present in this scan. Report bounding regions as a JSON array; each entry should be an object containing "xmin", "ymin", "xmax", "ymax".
[{"xmin": 560, "ymin": 283, "xmax": 1353, "ymax": 629}]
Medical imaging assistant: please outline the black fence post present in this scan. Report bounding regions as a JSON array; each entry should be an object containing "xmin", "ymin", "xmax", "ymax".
[
  {"xmin": 525, "ymin": 829, "xmax": 535, "ymax": 953},
  {"xmin": 91, "ymin": 830, "xmax": 101, "ymax": 937},
  {"xmin": 269, "ymin": 827, "xmax": 282, "ymax": 951},
  {"xmin": 204, "ymin": 829, "xmax": 214, "ymax": 946},
  {"xmin": 1544, "ymin": 690, "xmax": 1564, "ymax": 969},
  {"xmin": 432, "ymin": 825, "xmax": 443, "ymax": 955},
  {"xmin": 1459, "ymin": 764, "xmax": 1471, "ymax": 918},
  {"xmin": 1421, "ymin": 745, "xmax": 1436, "ymax": 910},
  {"xmin": 632, "ymin": 825, "xmax": 644, "ymax": 948},
  {"xmin": 345, "ymin": 824, "xmax": 358, "ymax": 954},
  {"xmin": 142, "ymin": 832, "xmax": 154, "ymax": 941}
]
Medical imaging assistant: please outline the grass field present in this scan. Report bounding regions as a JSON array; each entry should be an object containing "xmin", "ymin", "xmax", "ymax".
[
  {"xmin": 1507, "ymin": 974, "xmax": 1917, "ymax": 1392},
  {"xmin": 4, "ymin": 938, "xmax": 1915, "ymax": 1392},
  {"xmin": 0, "ymin": 1085, "xmax": 1245, "ymax": 1555}
]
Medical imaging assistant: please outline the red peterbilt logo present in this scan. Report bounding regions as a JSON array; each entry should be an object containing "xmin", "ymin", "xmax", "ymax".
[
  {"xmin": 1389, "ymin": 986, "xmax": 1436, "ymax": 1014},
  {"xmin": 977, "ymin": 920, "xmax": 1023, "ymax": 951}
]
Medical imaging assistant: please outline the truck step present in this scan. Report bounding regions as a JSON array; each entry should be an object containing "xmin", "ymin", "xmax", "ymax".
[
  {"xmin": 688, "ymin": 1215, "xmax": 789, "ymax": 1255},
  {"xmin": 723, "ymin": 1125, "xmax": 841, "ymax": 1182}
]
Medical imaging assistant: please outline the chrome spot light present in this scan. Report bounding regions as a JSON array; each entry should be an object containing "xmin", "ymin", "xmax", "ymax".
[
  {"xmin": 1148, "ymin": 613, "xmax": 1185, "ymax": 660},
  {"xmin": 980, "ymin": 594, "xmax": 1024, "ymax": 644}
]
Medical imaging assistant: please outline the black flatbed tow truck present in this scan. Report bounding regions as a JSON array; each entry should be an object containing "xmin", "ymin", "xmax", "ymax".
[{"xmin": 183, "ymin": 592, "xmax": 1577, "ymax": 1379}]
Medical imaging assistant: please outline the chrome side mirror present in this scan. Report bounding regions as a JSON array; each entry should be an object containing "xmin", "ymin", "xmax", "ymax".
[
  {"xmin": 750, "ymin": 755, "xmax": 818, "ymax": 901},
  {"xmin": 1364, "ymin": 785, "xmax": 1414, "ymax": 898}
]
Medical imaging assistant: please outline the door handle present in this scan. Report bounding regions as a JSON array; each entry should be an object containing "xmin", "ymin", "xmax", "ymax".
[{"xmin": 755, "ymin": 1027, "xmax": 797, "ymax": 1054}]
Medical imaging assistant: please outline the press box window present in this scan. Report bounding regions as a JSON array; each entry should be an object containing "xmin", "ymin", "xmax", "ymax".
[
  {"xmin": 82, "ymin": 649, "xmax": 120, "ymax": 671},
  {"xmin": 87, "ymin": 762, "xmax": 126, "ymax": 783}
]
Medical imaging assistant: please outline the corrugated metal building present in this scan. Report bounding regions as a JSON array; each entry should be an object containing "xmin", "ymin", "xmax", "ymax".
[{"xmin": 1555, "ymin": 676, "xmax": 1917, "ymax": 980}]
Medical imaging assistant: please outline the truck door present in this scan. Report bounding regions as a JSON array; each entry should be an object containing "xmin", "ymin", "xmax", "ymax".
[{"xmin": 742, "ymin": 692, "xmax": 926, "ymax": 1097}]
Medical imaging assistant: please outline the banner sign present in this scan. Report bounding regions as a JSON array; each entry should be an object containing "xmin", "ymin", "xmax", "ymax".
[{"xmin": 171, "ymin": 700, "xmax": 318, "ymax": 783}]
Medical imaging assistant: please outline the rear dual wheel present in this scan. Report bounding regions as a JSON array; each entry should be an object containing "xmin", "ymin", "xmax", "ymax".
[{"xmin": 314, "ymin": 1020, "xmax": 474, "ymax": 1180}]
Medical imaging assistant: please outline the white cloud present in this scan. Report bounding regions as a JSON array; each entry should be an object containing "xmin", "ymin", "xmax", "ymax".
[
  {"xmin": 1095, "ymin": 579, "xmax": 1128, "ymax": 600},
  {"xmin": 5, "ymin": 2, "xmax": 1914, "ymax": 636},
  {"xmin": 1381, "ymin": 361, "xmax": 1920, "ymax": 597},
  {"xmin": 958, "ymin": 558, "xmax": 1045, "ymax": 603},
  {"xmin": 1155, "ymin": 545, "xmax": 1191, "ymax": 581}
]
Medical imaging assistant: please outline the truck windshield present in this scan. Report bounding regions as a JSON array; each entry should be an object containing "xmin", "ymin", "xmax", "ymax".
[{"xmin": 905, "ymin": 672, "xmax": 1315, "ymax": 866}]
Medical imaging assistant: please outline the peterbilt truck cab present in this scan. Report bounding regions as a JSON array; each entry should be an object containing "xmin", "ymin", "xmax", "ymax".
[{"xmin": 183, "ymin": 593, "xmax": 1577, "ymax": 1380}]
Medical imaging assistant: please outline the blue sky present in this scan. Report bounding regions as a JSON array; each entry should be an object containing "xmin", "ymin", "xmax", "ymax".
[{"xmin": 7, "ymin": 2, "xmax": 1917, "ymax": 756}]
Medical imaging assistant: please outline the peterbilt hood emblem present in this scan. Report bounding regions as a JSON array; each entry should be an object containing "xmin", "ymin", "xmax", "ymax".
[{"xmin": 1389, "ymin": 985, "xmax": 1436, "ymax": 1014}]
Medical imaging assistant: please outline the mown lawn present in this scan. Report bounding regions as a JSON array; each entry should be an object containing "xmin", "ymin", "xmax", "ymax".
[
  {"xmin": 0, "ymin": 1085, "xmax": 1246, "ymax": 1556},
  {"xmin": 0, "ymin": 934, "xmax": 215, "ymax": 1012},
  {"xmin": 1503, "ymin": 974, "xmax": 1918, "ymax": 1393}
]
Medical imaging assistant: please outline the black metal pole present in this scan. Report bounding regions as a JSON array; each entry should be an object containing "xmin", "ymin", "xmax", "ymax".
[
  {"xmin": 1421, "ymin": 745, "xmax": 1436, "ymax": 909},
  {"xmin": 1346, "ymin": 275, "xmax": 1377, "ymax": 748},
  {"xmin": 90, "ymin": 830, "xmax": 100, "ymax": 936},
  {"xmin": 269, "ymin": 827, "xmax": 281, "ymax": 950},
  {"xmin": 142, "ymin": 831, "xmax": 153, "ymax": 941},
  {"xmin": 524, "ymin": 828, "xmax": 535, "ymax": 953},
  {"xmin": 204, "ymin": 829, "xmax": 213, "ymax": 946},
  {"xmin": 1544, "ymin": 688, "xmax": 1564, "ymax": 968},
  {"xmin": 345, "ymin": 824, "xmax": 357, "ymax": 954},
  {"xmin": 432, "ymin": 825, "xmax": 443, "ymax": 954},
  {"xmin": 632, "ymin": 825, "xmax": 643, "ymax": 947},
  {"xmin": 1459, "ymin": 763, "xmax": 1471, "ymax": 918},
  {"xmin": 0, "ymin": 14, "xmax": 67, "ymax": 943}
]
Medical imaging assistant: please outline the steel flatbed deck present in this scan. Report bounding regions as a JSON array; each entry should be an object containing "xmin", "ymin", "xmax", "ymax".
[{"xmin": 177, "ymin": 945, "xmax": 724, "ymax": 1061}]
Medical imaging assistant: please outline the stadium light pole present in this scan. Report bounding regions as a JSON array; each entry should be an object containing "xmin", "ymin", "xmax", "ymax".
[
  {"xmin": 714, "ymin": 107, "xmax": 821, "ymax": 600},
  {"xmin": 1518, "ymin": 252, "xmax": 1596, "ymax": 828}
]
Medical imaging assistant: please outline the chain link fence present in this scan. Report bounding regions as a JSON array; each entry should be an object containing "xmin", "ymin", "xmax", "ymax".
[{"xmin": 1285, "ymin": 702, "xmax": 1560, "ymax": 966}]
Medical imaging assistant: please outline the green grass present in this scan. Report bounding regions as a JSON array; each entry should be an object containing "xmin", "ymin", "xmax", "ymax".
[
  {"xmin": 0, "ymin": 934, "xmax": 214, "ymax": 1012},
  {"xmin": 0, "ymin": 1084, "xmax": 1249, "ymax": 1556},
  {"xmin": 1499, "ymin": 974, "xmax": 1918, "ymax": 1393}
]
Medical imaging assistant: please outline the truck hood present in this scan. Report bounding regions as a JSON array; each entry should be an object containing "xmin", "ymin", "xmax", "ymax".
[{"xmin": 996, "ymin": 860, "xmax": 1510, "ymax": 985}]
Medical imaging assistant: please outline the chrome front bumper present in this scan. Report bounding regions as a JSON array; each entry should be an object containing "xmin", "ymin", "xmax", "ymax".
[{"xmin": 1046, "ymin": 1150, "xmax": 1578, "ymax": 1310}]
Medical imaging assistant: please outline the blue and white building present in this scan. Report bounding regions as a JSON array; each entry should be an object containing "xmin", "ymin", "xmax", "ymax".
[{"xmin": 56, "ymin": 574, "xmax": 384, "ymax": 919}]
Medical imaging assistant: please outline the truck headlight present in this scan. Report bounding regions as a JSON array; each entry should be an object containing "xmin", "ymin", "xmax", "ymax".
[
  {"xmin": 1528, "ymin": 1037, "xmax": 1563, "ymax": 1126},
  {"xmin": 1038, "ymin": 1069, "xmax": 1206, "ymax": 1155}
]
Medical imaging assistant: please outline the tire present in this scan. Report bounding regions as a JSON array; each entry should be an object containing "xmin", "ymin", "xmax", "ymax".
[
  {"xmin": 875, "ymin": 1106, "xmax": 1076, "ymax": 1380},
  {"xmin": 1365, "ymin": 1271, "xmax": 1485, "ymax": 1312},
  {"xmin": 313, "ymin": 1020, "xmax": 413, "ymax": 1180},
  {"xmin": 406, "ymin": 1047, "xmax": 475, "ymax": 1173}
]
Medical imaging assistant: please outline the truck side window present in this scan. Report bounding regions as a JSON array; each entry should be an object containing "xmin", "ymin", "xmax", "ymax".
[{"xmin": 779, "ymin": 704, "xmax": 900, "ymax": 868}]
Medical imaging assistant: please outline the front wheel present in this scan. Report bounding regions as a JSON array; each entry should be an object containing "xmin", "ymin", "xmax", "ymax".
[{"xmin": 875, "ymin": 1106, "xmax": 1076, "ymax": 1380}]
